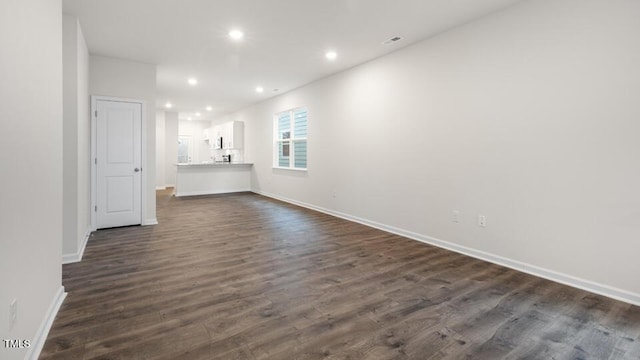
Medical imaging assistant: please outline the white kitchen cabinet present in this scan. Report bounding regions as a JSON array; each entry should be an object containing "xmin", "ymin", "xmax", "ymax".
[
  {"xmin": 175, "ymin": 163, "xmax": 253, "ymax": 196},
  {"xmin": 203, "ymin": 127, "xmax": 212, "ymax": 142},
  {"xmin": 215, "ymin": 121, "xmax": 244, "ymax": 149},
  {"xmin": 203, "ymin": 125, "xmax": 220, "ymax": 149}
]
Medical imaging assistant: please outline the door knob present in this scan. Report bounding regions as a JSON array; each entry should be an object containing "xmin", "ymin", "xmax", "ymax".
[{"xmin": 134, "ymin": 168, "xmax": 140, "ymax": 172}]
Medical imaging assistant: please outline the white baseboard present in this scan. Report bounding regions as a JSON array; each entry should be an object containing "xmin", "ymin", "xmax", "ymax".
[
  {"xmin": 26, "ymin": 286, "xmax": 66, "ymax": 360},
  {"xmin": 253, "ymin": 190, "xmax": 640, "ymax": 307},
  {"xmin": 175, "ymin": 189, "xmax": 250, "ymax": 197},
  {"xmin": 155, "ymin": 186, "xmax": 166, "ymax": 190},
  {"xmin": 62, "ymin": 229, "xmax": 91, "ymax": 264},
  {"xmin": 142, "ymin": 218, "xmax": 158, "ymax": 226}
]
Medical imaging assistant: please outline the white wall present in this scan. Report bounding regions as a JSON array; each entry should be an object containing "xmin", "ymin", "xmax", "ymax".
[
  {"xmin": 0, "ymin": 0, "xmax": 64, "ymax": 359},
  {"xmin": 165, "ymin": 112, "xmax": 179, "ymax": 187},
  {"xmin": 155, "ymin": 110, "xmax": 166, "ymax": 189},
  {"xmin": 62, "ymin": 15, "xmax": 78, "ymax": 258},
  {"xmin": 178, "ymin": 120, "xmax": 211, "ymax": 164},
  {"xmin": 90, "ymin": 55, "xmax": 157, "ymax": 224},
  {"xmin": 230, "ymin": 0, "xmax": 640, "ymax": 303},
  {"xmin": 62, "ymin": 14, "xmax": 90, "ymax": 261},
  {"xmin": 77, "ymin": 19, "xmax": 90, "ymax": 247}
]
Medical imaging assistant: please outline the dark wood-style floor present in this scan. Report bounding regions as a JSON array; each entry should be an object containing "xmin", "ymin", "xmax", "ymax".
[{"xmin": 41, "ymin": 189, "xmax": 640, "ymax": 359}]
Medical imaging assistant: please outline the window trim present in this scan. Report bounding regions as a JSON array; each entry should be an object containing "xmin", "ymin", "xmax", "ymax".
[{"xmin": 273, "ymin": 107, "xmax": 308, "ymax": 171}]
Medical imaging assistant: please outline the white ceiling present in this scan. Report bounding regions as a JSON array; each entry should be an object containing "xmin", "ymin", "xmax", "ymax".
[{"xmin": 63, "ymin": 0, "xmax": 524, "ymax": 121}]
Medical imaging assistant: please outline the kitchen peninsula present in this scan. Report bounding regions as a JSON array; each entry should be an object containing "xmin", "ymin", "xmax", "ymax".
[
  {"xmin": 175, "ymin": 162, "xmax": 253, "ymax": 197},
  {"xmin": 175, "ymin": 120, "xmax": 252, "ymax": 196}
]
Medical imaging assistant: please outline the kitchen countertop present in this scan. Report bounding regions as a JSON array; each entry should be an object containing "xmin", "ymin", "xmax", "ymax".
[{"xmin": 176, "ymin": 162, "xmax": 253, "ymax": 167}]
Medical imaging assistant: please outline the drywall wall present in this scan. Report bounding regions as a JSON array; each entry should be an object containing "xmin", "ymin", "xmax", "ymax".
[
  {"xmin": 165, "ymin": 112, "xmax": 179, "ymax": 187},
  {"xmin": 90, "ymin": 55, "xmax": 157, "ymax": 224},
  {"xmin": 62, "ymin": 14, "xmax": 79, "ymax": 257},
  {"xmin": 62, "ymin": 14, "xmax": 90, "ymax": 262},
  {"xmin": 230, "ymin": 0, "xmax": 640, "ymax": 302},
  {"xmin": 76, "ymin": 18, "xmax": 91, "ymax": 247},
  {"xmin": 178, "ymin": 120, "xmax": 211, "ymax": 164},
  {"xmin": 156, "ymin": 110, "xmax": 166, "ymax": 188},
  {"xmin": 0, "ymin": 0, "xmax": 64, "ymax": 359}
]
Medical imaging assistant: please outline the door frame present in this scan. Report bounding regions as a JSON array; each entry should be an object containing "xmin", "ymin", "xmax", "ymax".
[
  {"xmin": 90, "ymin": 95, "xmax": 147, "ymax": 230},
  {"xmin": 177, "ymin": 135, "xmax": 194, "ymax": 164}
]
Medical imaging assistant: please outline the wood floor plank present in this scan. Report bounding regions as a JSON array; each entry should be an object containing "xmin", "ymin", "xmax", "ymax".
[{"xmin": 40, "ymin": 190, "xmax": 640, "ymax": 359}]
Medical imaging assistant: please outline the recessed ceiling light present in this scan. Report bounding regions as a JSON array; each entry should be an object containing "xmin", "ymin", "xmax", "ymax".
[
  {"xmin": 195, "ymin": 112, "xmax": 201, "ymax": 117},
  {"xmin": 229, "ymin": 29, "xmax": 244, "ymax": 40},
  {"xmin": 256, "ymin": 86, "xmax": 264, "ymax": 93},
  {"xmin": 325, "ymin": 51, "xmax": 337, "ymax": 60},
  {"xmin": 187, "ymin": 117, "xmax": 192, "ymax": 121},
  {"xmin": 188, "ymin": 78, "xmax": 198, "ymax": 86},
  {"xmin": 206, "ymin": 106, "xmax": 213, "ymax": 111},
  {"xmin": 165, "ymin": 102, "xmax": 173, "ymax": 109}
]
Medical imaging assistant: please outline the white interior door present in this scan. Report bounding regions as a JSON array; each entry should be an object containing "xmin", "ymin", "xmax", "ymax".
[
  {"xmin": 96, "ymin": 100, "xmax": 142, "ymax": 228},
  {"xmin": 177, "ymin": 135, "xmax": 192, "ymax": 163}
]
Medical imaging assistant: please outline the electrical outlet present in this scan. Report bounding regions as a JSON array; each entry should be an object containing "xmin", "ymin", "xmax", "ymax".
[
  {"xmin": 332, "ymin": 190, "xmax": 337, "ymax": 199},
  {"xmin": 452, "ymin": 210, "xmax": 460, "ymax": 223},
  {"xmin": 9, "ymin": 298, "xmax": 17, "ymax": 331},
  {"xmin": 478, "ymin": 215, "xmax": 487, "ymax": 227}
]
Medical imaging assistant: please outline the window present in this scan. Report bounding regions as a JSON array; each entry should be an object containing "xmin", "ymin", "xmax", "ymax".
[{"xmin": 274, "ymin": 107, "xmax": 307, "ymax": 170}]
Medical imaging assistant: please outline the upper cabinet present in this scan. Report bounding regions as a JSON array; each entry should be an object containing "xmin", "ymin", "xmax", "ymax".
[
  {"xmin": 224, "ymin": 121, "xmax": 244, "ymax": 149},
  {"xmin": 203, "ymin": 127, "xmax": 212, "ymax": 142},
  {"xmin": 206, "ymin": 121, "xmax": 244, "ymax": 150}
]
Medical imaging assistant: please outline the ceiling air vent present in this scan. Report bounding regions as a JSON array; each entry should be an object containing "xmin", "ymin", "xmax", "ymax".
[{"xmin": 382, "ymin": 36, "xmax": 402, "ymax": 45}]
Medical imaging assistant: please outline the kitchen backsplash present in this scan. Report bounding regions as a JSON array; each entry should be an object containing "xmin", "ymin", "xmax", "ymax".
[{"xmin": 211, "ymin": 148, "xmax": 243, "ymax": 163}]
